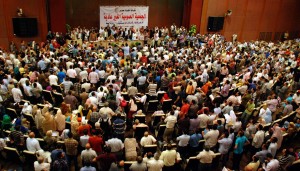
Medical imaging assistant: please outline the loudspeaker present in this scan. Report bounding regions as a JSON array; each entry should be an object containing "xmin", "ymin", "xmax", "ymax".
[
  {"xmin": 12, "ymin": 18, "xmax": 38, "ymax": 37},
  {"xmin": 207, "ymin": 17, "xmax": 224, "ymax": 31}
]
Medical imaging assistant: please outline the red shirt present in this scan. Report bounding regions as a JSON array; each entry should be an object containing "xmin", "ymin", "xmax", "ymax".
[
  {"xmin": 77, "ymin": 124, "xmax": 92, "ymax": 136},
  {"xmin": 88, "ymin": 136, "xmax": 103, "ymax": 154},
  {"xmin": 140, "ymin": 56, "xmax": 148, "ymax": 64},
  {"xmin": 180, "ymin": 103, "xmax": 190, "ymax": 118}
]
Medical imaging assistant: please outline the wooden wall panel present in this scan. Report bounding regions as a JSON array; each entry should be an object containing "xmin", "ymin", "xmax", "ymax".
[
  {"xmin": 49, "ymin": 0, "xmax": 66, "ymax": 33},
  {"xmin": 65, "ymin": 0, "xmax": 184, "ymax": 29},
  {"xmin": 0, "ymin": 0, "xmax": 48, "ymax": 49},
  {"xmin": 199, "ymin": 0, "xmax": 300, "ymax": 41}
]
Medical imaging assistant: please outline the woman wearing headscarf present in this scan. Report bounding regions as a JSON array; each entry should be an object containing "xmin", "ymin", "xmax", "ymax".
[
  {"xmin": 70, "ymin": 110, "xmax": 80, "ymax": 139},
  {"xmin": 42, "ymin": 112, "xmax": 56, "ymax": 134},
  {"xmin": 1, "ymin": 114, "xmax": 12, "ymax": 130},
  {"xmin": 54, "ymin": 109, "xmax": 65, "ymax": 135},
  {"xmin": 21, "ymin": 102, "xmax": 32, "ymax": 114},
  {"xmin": 35, "ymin": 109, "xmax": 44, "ymax": 130},
  {"xmin": 31, "ymin": 105, "xmax": 38, "ymax": 117},
  {"xmin": 271, "ymin": 124, "xmax": 283, "ymax": 149}
]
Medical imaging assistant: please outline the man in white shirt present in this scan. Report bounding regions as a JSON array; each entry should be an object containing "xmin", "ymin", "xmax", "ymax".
[
  {"xmin": 79, "ymin": 69, "xmax": 88, "ymax": 82},
  {"xmin": 66, "ymin": 65, "xmax": 77, "ymax": 79},
  {"xmin": 48, "ymin": 71, "xmax": 58, "ymax": 85},
  {"xmin": 80, "ymin": 129, "xmax": 90, "ymax": 148},
  {"xmin": 203, "ymin": 124, "xmax": 219, "ymax": 149},
  {"xmin": 198, "ymin": 113, "xmax": 209, "ymax": 129},
  {"xmin": 140, "ymin": 131, "xmax": 156, "ymax": 147},
  {"xmin": 106, "ymin": 137, "xmax": 124, "ymax": 153},
  {"xmin": 196, "ymin": 146, "xmax": 216, "ymax": 170},
  {"xmin": 163, "ymin": 111, "xmax": 177, "ymax": 142},
  {"xmin": 137, "ymin": 73, "xmax": 147, "ymax": 91},
  {"xmin": 268, "ymin": 137, "xmax": 278, "ymax": 157},
  {"xmin": 159, "ymin": 143, "xmax": 177, "ymax": 169},
  {"xmin": 176, "ymin": 131, "xmax": 190, "ymax": 159},
  {"xmin": 218, "ymin": 132, "xmax": 232, "ymax": 167},
  {"xmin": 99, "ymin": 102, "xmax": 115, "ymax": 119},
  {"xmin": 252, "ymin": 124, "xmax": 265, "ymax": 153},
  {"xmin": 263, "ymin": 153, "xmax": 279, "ymax": 171},
  {"xmin": 147, "ymin": 153, "xmax": 164, "ymax": 171},
  {"xmin": 34, "ymin": 156, "xmax": 50, "ymax": 171},
  {"xmin": 81, "ymin": 143, "xmax": 97, "ymax": 165},
  {"xmin": 26, "ymin": 132, "xmax": 42, "ymax": 152},
  {"xmin": 11, "ymin": 84, "xmax": 23, "ymax": 103}
]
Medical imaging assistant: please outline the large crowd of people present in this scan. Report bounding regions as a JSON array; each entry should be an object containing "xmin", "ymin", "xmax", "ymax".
[{"xmin": 0, "ymin": 24, "xmax": 300, "ymax": 171}]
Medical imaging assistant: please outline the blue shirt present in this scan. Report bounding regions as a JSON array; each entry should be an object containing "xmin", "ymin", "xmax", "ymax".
[
  {"xmin": 234, "ymin": 136, "xmax": 248, "ymax": 154},
  {"xmin": 38, "ymin": 60, "xmax": 46, "ymax": 71},
  {"xmin": 57, "ymin": 71, "xmax": 66, "ymax": 83},
  {"xmin": 189, "ymin": 133, "xmax": 202, "ymax": 147},
  {"xmin": 80, "ymin": 166, "xmax": 96, "ymax": 171}
]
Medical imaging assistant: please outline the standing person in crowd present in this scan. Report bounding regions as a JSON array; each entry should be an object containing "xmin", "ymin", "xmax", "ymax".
[
  {"xmin": 233, "ymin": 130, "xmax": 250, "ymax": 170},
  {"xmin": 159, "ymin": 143, "xmax": 177, "ymax": 171},
  {"xmin": 64, "ymin": 132, "xmax": 79, "ymax": 171},
  {"xmin": 196, "ymin": 146, "xmax": 216, "ymax": 171}
]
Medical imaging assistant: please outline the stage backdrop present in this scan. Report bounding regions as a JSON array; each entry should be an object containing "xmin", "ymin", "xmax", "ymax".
[{"xmin": 99, "ymin": 6, "xmax": 149, "ymax": 28}]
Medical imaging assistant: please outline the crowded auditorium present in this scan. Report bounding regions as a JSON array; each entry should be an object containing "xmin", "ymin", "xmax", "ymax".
[{"xmin": 1, "ymin": 0, "xmax": 300, "ymax": 171}]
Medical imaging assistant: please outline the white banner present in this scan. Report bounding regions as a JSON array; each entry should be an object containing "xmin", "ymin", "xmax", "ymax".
[{"xmin": 100, "ymin": 6, "xmax": 149, "ymax": 28}]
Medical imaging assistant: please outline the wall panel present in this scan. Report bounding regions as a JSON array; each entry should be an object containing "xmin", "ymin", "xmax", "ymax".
[
  {"xmin": 199, "ymin": 0, "xmax": 300, "ymax": 41},
  {"xmin": 0, "ymin": 0, "xmax": 48, "ymax": 49},
  {"xmin": 65, "ymin": 0, "xmax": 184, "ymax": 28}
]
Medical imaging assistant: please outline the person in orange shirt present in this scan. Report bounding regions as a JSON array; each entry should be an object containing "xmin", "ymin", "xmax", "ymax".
[
  {"xmin": 179, "ymin": 99, "xmax": 190, "ymax": 119},
  {"xmin": 186, "ymin": 81, "xmax": 194, "ymax": 95},
  {"xmin": 202, "ymin": 81, "xmax": 212, "ymax": 95}
]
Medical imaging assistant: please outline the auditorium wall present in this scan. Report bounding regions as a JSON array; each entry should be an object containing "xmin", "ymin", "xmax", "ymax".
[
  {"xmin": 65, "ymin": 0, "xmax": 184, "ymax": 29},
  {"xmin": 0, "ymin": 0, "xmax": 48, "ymax": 50},
  {"xmin": 198, "ymin": 0, "xmax": 300, "ymax": 41}
]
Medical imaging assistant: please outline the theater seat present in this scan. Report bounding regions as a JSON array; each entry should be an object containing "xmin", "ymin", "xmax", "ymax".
[
  {"xmin": 143, "ymin": 144, "xmax": 158, "ymax": 155},
  {"xmin": 147, "ymin": 100, "xmax": 159, "ymax": 113},
  {"xmin": 42, "ymin": 90, "xmax": 54, "ymax": 104},
  {"xmin": 23, "ymin": 150, "xmax": 37, "ymax": 166},
  {"xmin": 53, "ymin": 92, "xmax": 64, "ymax": 107},
  {"xmin": 124, "ymin": 161, "xmax": 134, "ymax": 171},
  {"xmin": 4, "ymin": 147, "xmax": 20, "ymax": 162},
  {"xmin": 162, "ymin": 99, "xmax": 172, "ymax": 113}
]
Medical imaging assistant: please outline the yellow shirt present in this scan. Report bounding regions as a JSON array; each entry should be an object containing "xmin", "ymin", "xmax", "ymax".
[{"xmin": 159, "ymin": 149, "xmax": 177, "ymax": 166}]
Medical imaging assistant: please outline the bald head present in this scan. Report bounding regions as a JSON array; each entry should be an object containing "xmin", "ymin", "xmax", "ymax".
[
  {"xmin": 85, "ymin": 143, "xmax": 91, "ymax": 150},
  {"xmin": 29, "ymin": 132, "xmax": 35, "ymax": 138},
  {"xmin": 119, "ymin": 160, "xmax": 124, "ymax": 167},
  {"xmin": 144, "ymin": 131, "xmax": 149, "ymax": 137}
]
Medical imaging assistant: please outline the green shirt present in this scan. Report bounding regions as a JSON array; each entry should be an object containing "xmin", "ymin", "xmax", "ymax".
[{"xmin": 245, "ymin": 102, "xmax": 255, "ymax": 115}]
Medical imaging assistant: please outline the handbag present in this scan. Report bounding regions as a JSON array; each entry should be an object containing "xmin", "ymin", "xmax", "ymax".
[
  {"xmin": 130, "ymin": 100, "xmax": 137, "ymax": 111},
  {"xmin": 120, "ymin": 99, "xmax": 128, "ymax": 107}
]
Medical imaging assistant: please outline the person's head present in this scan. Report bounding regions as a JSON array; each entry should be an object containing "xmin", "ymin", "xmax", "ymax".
[
  {"xmin": 29, "ymin": 132, "xmax": 35, "ymax": 138},
  {"xmin": 271, "ymin": 137, "xmax": 278, "ymax": 143},
  {"xmin": 67, "ymin": 132, "xmax": 73, "ymax": 138},
  {"xmin": 85, "ymin": 143, "xmax": 91, "ymax": 150},
  {"xmin": 46, "ymin": 130, "xmax": 52, "ymax": 137},
  {"xmin": 167, "ymin": 143, "xmax": 173, "ymax": 150},
  {"xmin": 146, "ymin": 152, "xmax": 153, "ymax": 159},
  {"xmin": 257, "ymin": 124, "xmax": 263, "ymax": 130},
  {"xmin": 37, "ymin": 156, "xmax": 44, "ymax": 164},
  {"xmin": 57, "ymin": 151, "xmax": 64, "ymax": 159},
  {"xmin": 104, "ymin": 146, "xmax": 112, "ymax": 153},
  {"xmin": 136, "ymin": 156, "xmax": 143, "ymax": 163},
  {"xmin": 144, "ymin": 131, "xmax": 149, "ymax": 137},
  {"xmin": 82, "ymin": 129, "xmax": 88, "ymax": 135},
  {"xmin": 266, "ymin": 153, "xmax": 273, "ymax": 161},
  {"xmin": 204, "ymin": 146, "xmax": 210, "ymax": 152}
]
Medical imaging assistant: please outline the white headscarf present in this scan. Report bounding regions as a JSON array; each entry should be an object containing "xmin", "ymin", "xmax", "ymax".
[{"xmin": 35, "ymin": 109, "xmax": 44, "ymax": 129}]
